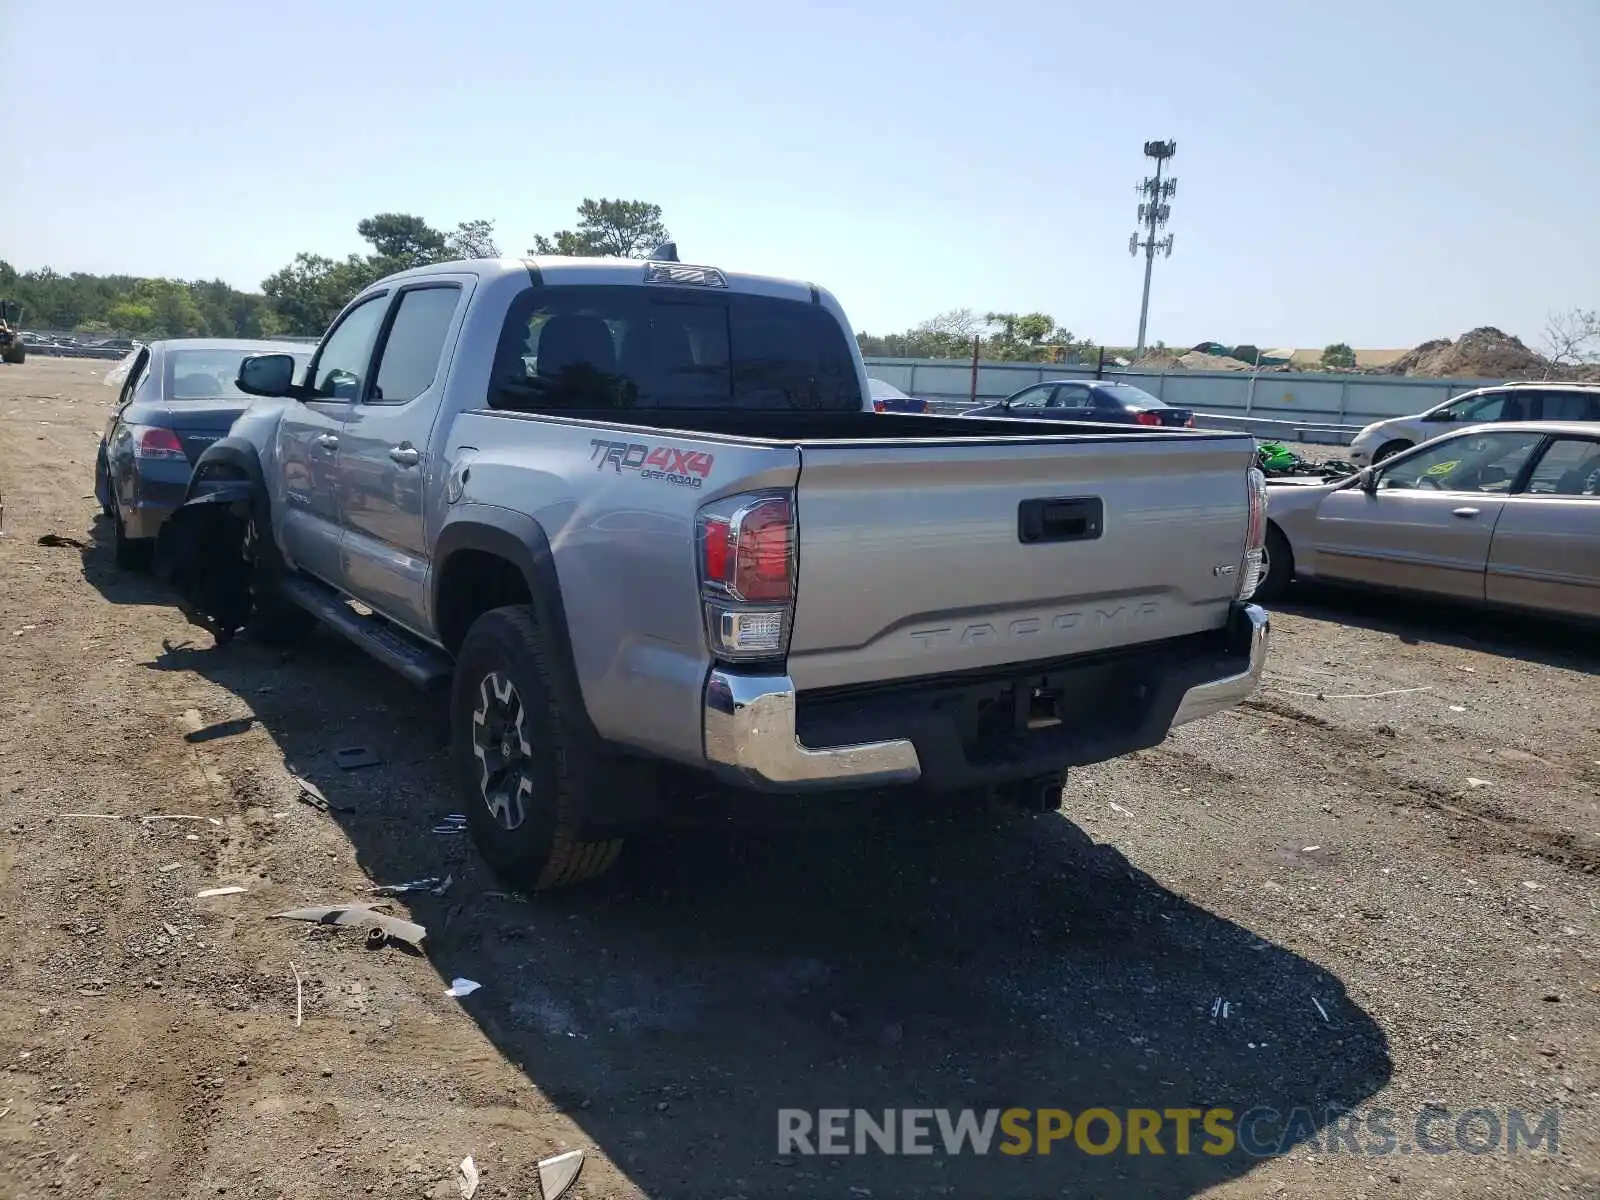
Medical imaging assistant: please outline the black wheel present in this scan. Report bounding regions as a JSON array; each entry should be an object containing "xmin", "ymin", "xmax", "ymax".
[
  {"xmin": 451, "ymin": 605, "xmax": 623, "ymax": 890},
  {"xmin": 1, "ymin": 342, "xmax": 24, "ymax": 365},
  {"xmin": 241, "ymin": 514, "xmax": 316, "ymax": 645},
  {"xmin": 1372, "ymin": 439, "xmax": 1411, "ymax": 464},
  {"xmin": 1254, "ymin": 522, "xmax": 1293, "ymax": 603},
  {"xmin": 110, "ymin": 494, "xmax": 153, "ymax": 571},
  {"xmin": 94, "ymin": 452, "xmax": 114, "ymax": 518}
]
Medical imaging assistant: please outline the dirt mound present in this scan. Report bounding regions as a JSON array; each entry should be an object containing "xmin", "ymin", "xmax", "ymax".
[
  {"xmin": 1176, "ymin": 350, "xmax": 1253, "ymax": 371},
  {"xmin": 1384, "ymin": 328, "xmax": 1552, "ymax": 379}
]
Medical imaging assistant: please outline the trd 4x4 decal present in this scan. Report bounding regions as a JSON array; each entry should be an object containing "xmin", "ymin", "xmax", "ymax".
[{"xmin": 588, "ymin": 439, "xmax": 714, "ymax": 489}]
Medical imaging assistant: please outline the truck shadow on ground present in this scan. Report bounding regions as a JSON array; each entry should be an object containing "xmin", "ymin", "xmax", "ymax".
[
  {"xmin": 133, "ymin": 626, "xmax": 1397, "ymax": 1200},
  {"xmin": 1273, "ymin": 583, "xmax": 1599, "ymax": 673}
]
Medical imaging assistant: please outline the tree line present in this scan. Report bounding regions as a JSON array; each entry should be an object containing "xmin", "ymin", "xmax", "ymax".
[{"xmin": 1, "ymin": 199, "xmax": 671, "ymax": 340}]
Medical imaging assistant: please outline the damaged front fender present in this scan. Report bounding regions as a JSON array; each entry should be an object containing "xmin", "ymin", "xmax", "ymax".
[{"xmin": 153, "ymin": 481, "xmax": 256, "ymax": 644}]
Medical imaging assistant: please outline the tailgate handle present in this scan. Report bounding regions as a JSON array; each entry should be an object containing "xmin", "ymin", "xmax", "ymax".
[{"xmin": 1018, "ymin": 497, "xmax": 1103, "ymax": 544}]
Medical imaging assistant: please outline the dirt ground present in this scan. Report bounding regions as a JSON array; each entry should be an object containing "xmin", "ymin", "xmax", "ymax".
[{"xmin": 1, "ymin": 357, "xmax": 1596, "ymax": 1200}]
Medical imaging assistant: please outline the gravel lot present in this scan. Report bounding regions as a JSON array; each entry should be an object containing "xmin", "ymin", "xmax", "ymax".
[{"xmin": 1, "ymin": 358, "xmax": 1596, "ymax": 1199}]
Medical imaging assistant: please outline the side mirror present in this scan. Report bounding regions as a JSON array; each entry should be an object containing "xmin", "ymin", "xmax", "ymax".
[
  {"xmin": 1358, "ymin": 467, "xmax": 1379, "ymax": 495},
  {"xmin": 237, "ymin": 353, "xmax": 298, "ymax": 398}
]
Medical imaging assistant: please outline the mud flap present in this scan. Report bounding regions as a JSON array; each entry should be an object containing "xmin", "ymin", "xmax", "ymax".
[{"xmin": 152, "ymin": 483, "xmax": 255, "ymax": 644}]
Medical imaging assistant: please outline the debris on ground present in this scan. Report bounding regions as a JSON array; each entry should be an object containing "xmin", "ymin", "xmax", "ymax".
[
  {"xmin": 457, "ymin": 1155, "xmax": 479, "ymax": 1199},
  {"xmin": 432, "ymin": 814, "xmax": 468, "ymax": 835},
  {"xmin": 290, "ymin": 962, "xmax": 304, "ymax": 1027},
  {"xmin": 445, "ymin": 978, "xmax": 481, "ymax": 998},
  {"xmin": 36, "ymin": 533, "xmax": 87, "ymax": 548},
  {"xmin": 1256, "ymin": 441, "xmax": 1358, "ymax": 479},
  {"xmin": 367, "ymin": 875, "xmax": 452, "ymax": 897},
  {"xmin": 196, "ymin": 885, "xmax": 247, "ymax": 898},
  {"xmin": 333, "ymin": 746, "xmax": 381, "ymax": 771},
  {"xmin": 269, "ymin": 903, "xmax": 426, "ymax": 950},
  {"xmin": 286, "ymin": 769, "xmax": 355, "ymax": 813},
  {"xmin": 537, "ymin": 1148, "xmax": 585, "ymax": 1200}
]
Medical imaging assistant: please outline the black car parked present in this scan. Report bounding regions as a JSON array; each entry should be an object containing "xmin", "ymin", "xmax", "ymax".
[{"xmin": 964, "ymin": 379, "xmax": 1194, "ymax": 427}]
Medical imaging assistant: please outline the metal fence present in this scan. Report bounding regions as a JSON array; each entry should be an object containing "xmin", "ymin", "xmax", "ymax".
[{"xmin": 864, "ymin": 357, "xmax": 1518, "ymax": 444}]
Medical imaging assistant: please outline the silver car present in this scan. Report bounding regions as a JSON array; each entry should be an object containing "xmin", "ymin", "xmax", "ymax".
[
  {"xmin": 1347, "ymin": 382, "xmax": 1600, "ymax": 467},
  {"xmin": 1258, "ymin": 420, "xmax": 1600, "ymax": 620}
]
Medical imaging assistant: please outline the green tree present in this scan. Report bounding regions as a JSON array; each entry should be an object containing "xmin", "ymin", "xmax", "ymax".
[
  {"xmin": 1321, "ymin": 342, "xmax": 1356, "ymax": 369},
  {"xmin": 532, "ymin": 198, "xmax": 671, "ymax": 258},
  {"xmin": 356, "ymin": 213, "xmax": 448, "ymax": 269},
  {"xmin": 261, "ymin": 253, "xmax": 378, "ymax": 336},
  {"xmin": 445, "ymin": 219, "xmax": 501, "ymax": 259}
]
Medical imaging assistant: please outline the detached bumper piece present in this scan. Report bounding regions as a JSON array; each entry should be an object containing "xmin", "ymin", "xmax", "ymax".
[{"xmin": 702, "ymin": 603, "xmax": 1269, "ymax": 794}]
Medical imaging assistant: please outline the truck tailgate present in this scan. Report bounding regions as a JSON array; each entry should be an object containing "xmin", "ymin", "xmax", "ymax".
[{"xmin": 786, "ymin": 432, "xmax": 1256, "ymax": 690}]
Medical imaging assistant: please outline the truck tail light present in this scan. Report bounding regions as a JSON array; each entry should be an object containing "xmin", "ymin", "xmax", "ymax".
[
  {"xmin": 1237, "ymin": 466, "xmax": 1267, "ymax": 599},
  {"xmin": 696, "ymin": 491, "xmax": 795, "ymax": 661},
  {"xmin": 872, "ymin": 399, "xmax": 887, "ymax": 412},
  {"xmin": 130, "ymin": 425, "xmax": 186, "ymax": 460},
  {"xmin": 1134, "ymin": 411, "xmax": 1162, "ymax": 427}
]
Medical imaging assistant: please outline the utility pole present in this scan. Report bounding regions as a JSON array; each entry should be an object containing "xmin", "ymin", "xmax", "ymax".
[{"xmin": 1129, "ymin": 140, "xmax": 1177, "ymax": 356}]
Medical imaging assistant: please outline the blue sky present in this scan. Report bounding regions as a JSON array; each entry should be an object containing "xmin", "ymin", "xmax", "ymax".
[{"xmin": 4, "ymin": 0, "xmax": 1596, "ymax": 349}]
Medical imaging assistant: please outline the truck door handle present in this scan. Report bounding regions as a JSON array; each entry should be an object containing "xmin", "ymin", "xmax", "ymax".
[
  {"xmin": 388, "ymin": 445, "xmax": 421, "ymax": 467},
  {"xmin": 1452, "ymin": 507, "xmax": 1480, "ymax": 518},
  {"xmin": 315, "ymin": 433, "xmax": 339, "ymax": 450}
]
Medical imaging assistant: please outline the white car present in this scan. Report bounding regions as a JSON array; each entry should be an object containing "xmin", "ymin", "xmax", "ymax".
[{"xmin": 1347, "ymin": 382, "xmax": 1600, "ymax": 467}]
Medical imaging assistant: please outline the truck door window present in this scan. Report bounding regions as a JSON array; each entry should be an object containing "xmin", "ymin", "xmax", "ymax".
[
  {"xmin": 369, "ymin": 286, "xmax": 461, "ymax": 404},
  {"xmin": 308, "ymin": 295, "xmax": 388, "ymax": 401}
]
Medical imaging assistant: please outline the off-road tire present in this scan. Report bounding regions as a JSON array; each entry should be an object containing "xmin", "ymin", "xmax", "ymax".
[
  {"xmin": 1, "ymin": 342, "xmax": 25, "ymax": 365},
  {"xmin": 1253, "ymin": 522, "xmax": 1293, "ymax": 603},
  {"xmin": 241, "ymin": 514, "xmax": 316, "ymax": 646},
  {"xmin": 1372, "ymin": 439, "xmax": 1412, "ymax": 464},
  {"xmin": 451, "ymin": 605, "xmax": 623, "ymax": 890}
]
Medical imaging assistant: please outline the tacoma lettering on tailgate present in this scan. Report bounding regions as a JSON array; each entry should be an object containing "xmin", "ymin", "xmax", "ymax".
[
  {"xmin": 908, "ymin": 602, "xmax": 1162, "ymax": 651},
  {"xmin": 588, "ymin": 439, "xmax": 714, "ymax": 489}
]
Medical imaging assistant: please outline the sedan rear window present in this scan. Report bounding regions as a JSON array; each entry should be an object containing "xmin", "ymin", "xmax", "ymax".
[
  {"xmin": 489, "ymin": 285, "xmax": 863, "ymax": 412},
  {"xmin": 1095, "ymin": 382, "xmax": 1169, "ymax": 409},
  {"xmin": 166, "ymin": 349, "xmax": 311, "ymax": 400}
]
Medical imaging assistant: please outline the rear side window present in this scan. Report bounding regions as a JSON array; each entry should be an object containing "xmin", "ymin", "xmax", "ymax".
[
  {"xmin": 489, "ymin": 285, "xmax": 862, "ymax": 412},
  {"xmin": 371, "ymin": 286, "xmax": 460, "ymax": 404},
  {"xmin": 1539, "ymin": 392, "xmax": 1600, "ymax": 421}
]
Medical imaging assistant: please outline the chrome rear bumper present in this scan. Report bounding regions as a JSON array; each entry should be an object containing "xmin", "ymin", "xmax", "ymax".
[{"xmin": 702, "ymin": 603, "xmax": 1269, "ymax": 793}]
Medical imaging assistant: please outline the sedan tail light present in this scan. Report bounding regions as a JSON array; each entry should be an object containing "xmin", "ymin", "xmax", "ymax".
[
  {"xmin": 129, "ymin": 425, "xmax": 187, "ymax": 460},
  {"xmin": 872, "ymin": 399, "xmax": 886, "ymax": 413},
  {"xmin": 1134, "ymin": 411, "xmax": 1162, "ymax": 427},
  {"xmin": 697, "ymin": 491, "xmax": 795, "ymax": 662}
]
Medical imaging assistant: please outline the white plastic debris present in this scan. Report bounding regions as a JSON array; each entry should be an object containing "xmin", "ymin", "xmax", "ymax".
[
  {"xmin": 1466, "ymin": 777, "xmax": 1492, "ymax": 789},
  {"xmin": 196, "ymin": 885, "xmax": 247, "ymax": 898},
  {"xmin": 445, "ymin": 978, "xmax": 482, "ymax": 998},
  {"xmin": 1311, "ymin": 997, "xmax": 1330, "ymax": 1023},
  {"xmin": 536, "ymin": 1149, "xmax": 585, "ymax": 1200},
  {"xmin": 457, "ymin": 1155, "xmax": 479, "ymax": 1199}
]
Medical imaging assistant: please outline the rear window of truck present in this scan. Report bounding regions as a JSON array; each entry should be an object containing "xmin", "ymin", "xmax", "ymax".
[{"xmin": 488, "ymin": 285, "xmax": 863, "ymax": 412}]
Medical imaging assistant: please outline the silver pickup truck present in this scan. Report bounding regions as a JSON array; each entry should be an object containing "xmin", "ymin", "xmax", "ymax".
[{"xmin": 155, "ymin": 253, "xmax": 1270, "ymax": 889}]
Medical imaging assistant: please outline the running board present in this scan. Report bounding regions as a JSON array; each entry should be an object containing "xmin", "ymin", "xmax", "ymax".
[{"xmin": 279, "ymin": 576, "xmax": 454, "ymax": 694}]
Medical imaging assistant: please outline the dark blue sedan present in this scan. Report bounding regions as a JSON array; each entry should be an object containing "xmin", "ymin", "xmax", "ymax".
[
  {"xmin": 963, "ymin": 380, "xmax": 1195, "ymax": 428},
  {"xmin": 95, "ymin": 338, "xmax": 312, "ymax": 568}
]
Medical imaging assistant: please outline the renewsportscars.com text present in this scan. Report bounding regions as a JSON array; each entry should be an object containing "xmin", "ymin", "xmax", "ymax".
[{"xmin": 777, "ymin": 1106, "xmax": 1559, "ymax": 1158}]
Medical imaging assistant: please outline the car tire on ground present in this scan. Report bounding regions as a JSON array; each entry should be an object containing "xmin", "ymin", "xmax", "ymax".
[
  {"xmin": 1253, "ymin": 522, "xmax": 1293, "ymax": 603},
  {"xmin": 451, "ymin": 604, "xmax": 623, "ymax": 891},
  {"xmin": 1372, "ymin": 439, "xmax": 1412, "ymax": 464}
]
